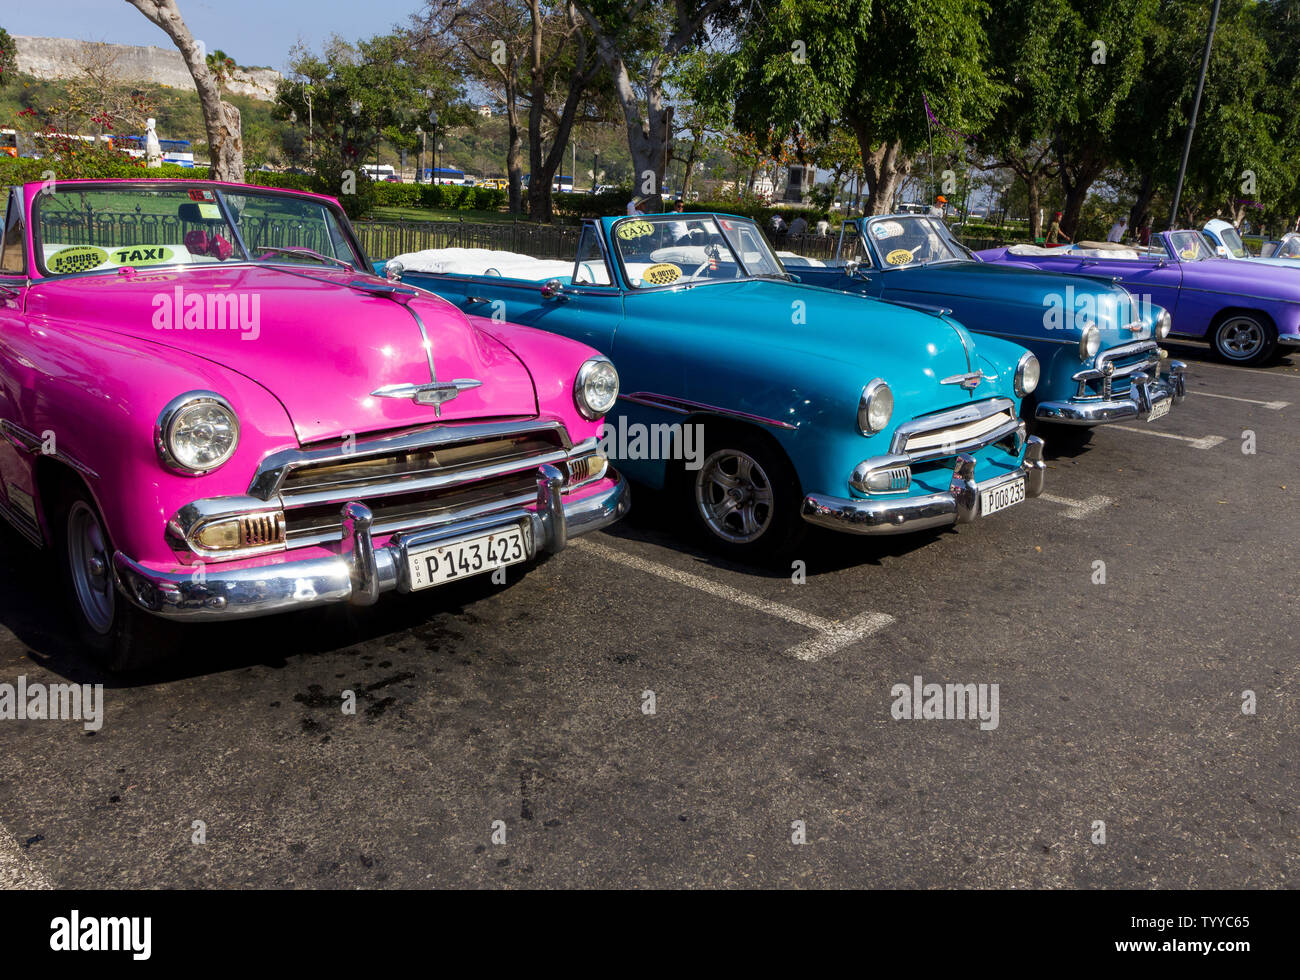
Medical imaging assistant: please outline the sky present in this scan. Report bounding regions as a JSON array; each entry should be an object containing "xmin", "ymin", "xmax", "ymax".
[{"xmin": 3, "ymin": 0, "xmax": 424, "ymax": 72}]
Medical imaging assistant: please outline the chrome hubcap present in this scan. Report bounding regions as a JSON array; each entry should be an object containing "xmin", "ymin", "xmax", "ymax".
[
  {"xmin": 695, "ymin": 449, "xmax": 774, "ymax": 544},
  {"xmin": 1219, "ymin": 318, "xmax": 1264, "ymax": 359},
  {"xmin": 68, "ymin": 501, "xmax": 114, "ymax": 635}
]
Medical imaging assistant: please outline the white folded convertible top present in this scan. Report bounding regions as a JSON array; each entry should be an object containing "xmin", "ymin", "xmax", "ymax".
[{"xmin": 390, "ymin": 247, "xmax": 574, "ymax": 281}]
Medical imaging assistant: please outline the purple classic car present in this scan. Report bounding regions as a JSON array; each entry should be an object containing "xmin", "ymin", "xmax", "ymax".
[
  {"xmin": 0, "ymin": 179, "xmax": 628, "ymax": 669},
  {"xmin": 977, "ymin": 231, "xmax": 1300, "ymax": 365}
]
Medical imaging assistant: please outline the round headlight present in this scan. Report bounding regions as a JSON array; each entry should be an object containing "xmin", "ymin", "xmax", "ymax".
[
  {"xmin": 1015, "ymin": 352, "xmax": 1040, "ymax": 397},
  {"xmin": 1079, "ymin": 324, "xmax": 1101, "ymax": 362},
  {"xmin": 1156, "ymin": 309, "xmax": 1172, "ymax": 339},
  {"xmin": 156, "ymin": 392, "xmax": 240, "ymax": 474},
  {"xmin": 858, "ymin": 378, "xmax": 893, "ymax": 435},
  {"xmin": 574, "ymin": 357, "xmax": 619, "ymax": 420}
]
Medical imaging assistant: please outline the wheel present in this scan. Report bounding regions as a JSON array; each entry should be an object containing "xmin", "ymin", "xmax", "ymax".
[
  {"xmin": 1212, "ymin": 313, "xmax": 1276, "ymax": 366},
  {"xmin": 685, "ymin": 427, "xmax": 805, "ymax": 559},
  {"xmin": 54, "ymin": 484, "xmax": 172, "ymax": 672}
]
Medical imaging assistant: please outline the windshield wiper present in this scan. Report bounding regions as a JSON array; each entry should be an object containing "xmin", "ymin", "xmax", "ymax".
[{"xmin": 256, "ymin": 246, "xmax": 353, "ymax": 270}]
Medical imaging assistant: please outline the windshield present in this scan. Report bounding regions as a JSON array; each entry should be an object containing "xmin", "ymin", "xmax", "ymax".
[
  {"xmin": 609, "ymin": 214, "xmax": 787, "ymax": 288},
  {"xmin": 1276, "ymin": 234, "xmax": 1300, "ymax": 260},
  {"xmin": 862, "ymin": 215, "xmax": 970, "ymax": 268},
  {"xmin": 1215, "ymin": 226, "xmax": 1248, "ymax": 258},
  {"xmin": 34, "ymin": 183, "xmax": 363, "ymax": 277},
  {"xmin": 1168, "ymin": 231, "xmax": 1215, "ymax": 262}
]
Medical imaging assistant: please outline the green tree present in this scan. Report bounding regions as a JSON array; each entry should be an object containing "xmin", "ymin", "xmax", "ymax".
[
  {"xmin": 0, "ymin": 28, "xmax": 17, "ymax": 88},
  {"xmin": 724, "ymin": 0, "xmax": 1001, "ymax": 214}
]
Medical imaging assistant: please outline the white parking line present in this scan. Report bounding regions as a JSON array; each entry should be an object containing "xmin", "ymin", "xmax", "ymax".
[
  {"xmin": 0, "ymin": 823, "xmax": 53, "ymax": 889},
  {"xmin": 574, "ymin": 538, "xmax": 894, "ymax": 662},
  {"xmin": 1110, "ymin": 425, "xmax": 1226, "ymax": 449},
  {"xmin": 1193, "ymin": 391, "xmax": 1289, "ymax": 410},
  {"xmin": 1039, "ymin": 493, "xmax": 1113, "ymax": 520}
]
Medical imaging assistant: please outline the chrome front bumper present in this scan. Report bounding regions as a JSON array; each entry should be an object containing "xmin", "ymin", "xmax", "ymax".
[
  {"xmin": 801, "ymin": 436, "xmax": 1046, "ymax": 535},
  {"xmin": 1036, "ymin": 361, "xmax": 1187, "ymax": 426},
  {"xmin": 113, "ymin": 466, "xmax": 629, "ymax": 621},
  {"xmin": 1281, "ymin": 334, "xmax": 1300, "ymax": 347}
]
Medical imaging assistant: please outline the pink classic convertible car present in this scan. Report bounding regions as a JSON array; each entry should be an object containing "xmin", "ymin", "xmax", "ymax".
[{"xmin": 0, "ymin": 179, "xmax": 628, "ymax": 669}]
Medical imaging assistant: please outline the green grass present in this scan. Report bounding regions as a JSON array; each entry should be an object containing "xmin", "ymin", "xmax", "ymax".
[{"xmin": 366, "ymin": 205, "xmax": 523, "ymax": 225}]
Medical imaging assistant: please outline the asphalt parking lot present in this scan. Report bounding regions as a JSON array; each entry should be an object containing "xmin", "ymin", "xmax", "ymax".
[{"xmin": 0, "ymin": 341, "xmax": 1295, "ymax": 889}]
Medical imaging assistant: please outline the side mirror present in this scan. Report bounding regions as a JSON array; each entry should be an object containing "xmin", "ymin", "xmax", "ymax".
[
  {"xmin": 1214, "ymin": 245, "xmax": 1228, "ymax": 258},
  {"xmin": 843, "ymin": 258, "xmax": 861, "ymax": 276},
  {"xmin": 540, "ymin": 278, "xmax": 567, "ymax": 300},
  {"xmin": 384, "ymin": 259, "xmax": 405, "ymax": 282}
]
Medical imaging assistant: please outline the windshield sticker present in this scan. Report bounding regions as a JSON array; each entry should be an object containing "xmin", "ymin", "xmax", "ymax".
[
  {"xmin": 616, "ymin": 220, "xmax": 654, "ymax": 240},
  {"xmin": 109, "ymin": 245, "xmax": 175, "ymax": 266},
  {"xmin": 642, "ymin": 262, "xmax": 681, "ymax": 285},
  {"xmin": 885, "ymin": 248, "xmax": 915, "ymax": 266},
  {"xmin": 873, "ymin": 221, "xmax": 905, "ymax": 240},
  {"xmin": 188, "ymin": 189, "xmax": 216, "ymax": 202},
  {"xmin": 1180, "ymin": 247, "xmax": 1197, "ymax": 260},
  {"xmin": 194, "ymin": 202, "xmax": 222, "ymax": 220},
  {"xmin": 48, "ymin": 245, "xmax": 108, "ymax": 274}
]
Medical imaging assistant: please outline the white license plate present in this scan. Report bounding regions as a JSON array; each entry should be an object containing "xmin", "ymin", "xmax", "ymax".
[
  {"xmin": 980, "ymin": 477, "xmax": 1026, "ymax": 517},
  {"xmin": 1148, "ymin": 398, "xmax": 1170, "ymax": 421},
  {"xmin": 406, "ymin": 525, "xmax": 531, "ymax": 591}
]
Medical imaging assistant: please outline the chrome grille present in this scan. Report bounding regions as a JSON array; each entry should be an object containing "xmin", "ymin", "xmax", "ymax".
[
  {"xmin": 891, "ymin": 398, "xmax": 1022, "ymax": 464},
  {"xmin": 249, "ymin": 420, "xmax": 577, "ymax": 547},
  {"xmin": 1075, "ymin": 341, "xmax": 1162, "ymax": 400}
]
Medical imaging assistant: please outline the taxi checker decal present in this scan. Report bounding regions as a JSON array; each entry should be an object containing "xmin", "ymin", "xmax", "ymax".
[
  {"xmin": 47, "ymin": 246, "xmax": 109, "ymax": 274},
  {"xmin": 641, "ymin": 262, "xmax": 682, "ymax": 285}
]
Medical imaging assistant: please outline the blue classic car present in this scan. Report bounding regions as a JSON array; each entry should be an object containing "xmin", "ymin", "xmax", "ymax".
[
  {"xmin": 380, "ymin": 212, "xmax": 1046, "ymax": 557},
  {"xmin": 790, "ymin": 214, "xmax": 1187, "ymax": 431},
  {"xmin": 978, "ymin": 230, "xmax": 1300, "ymax": 365}
]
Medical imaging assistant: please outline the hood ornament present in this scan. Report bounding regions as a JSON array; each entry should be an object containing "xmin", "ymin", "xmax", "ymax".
[
  {"xmin": 371, "ymin": 379, "xmax": 483, "ymax": 416},
  {"xmin": 940, "ymin": 371, "xmax": 992, "ymax": 391}
]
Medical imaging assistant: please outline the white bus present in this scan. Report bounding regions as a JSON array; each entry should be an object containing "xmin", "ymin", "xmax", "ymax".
[{"xmin": 362, "ymin": 164, "xmax": 397, "ymax": 182}]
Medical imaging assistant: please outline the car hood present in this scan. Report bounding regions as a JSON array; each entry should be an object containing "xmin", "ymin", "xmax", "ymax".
[
  {"xmin": 25, "ymin": 264, "xmax": 538, "ymax": 443},
  {"xmin": 882, "ymin": 259, "xmax": 1134, "ymax": 308},
  {"xmin": 631, "ymin": 278, "xmax": 999, "ymax": 407}
]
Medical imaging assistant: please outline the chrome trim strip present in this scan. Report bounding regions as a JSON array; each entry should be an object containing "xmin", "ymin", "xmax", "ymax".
[
  {"xmin": 618, "ymin": 391, "xmax": 799, "ymax": 430},
  {"xmin": 0, "ymin": 419, "xmax": 101, "ymax": 479},
  {"xmin": 0, "ymin": 495, "xmax": 43, "ymax": 548}
]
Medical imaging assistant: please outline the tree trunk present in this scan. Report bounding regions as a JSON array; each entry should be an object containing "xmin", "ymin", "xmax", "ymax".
[
  {"xmin": 1055, "ymin": 141, "xmax": 1106, "ymax": 240},
  {"xmin": 505, "ymin": 77, "xmax": 524, "ymax": 214},
  {"xmin": 124, "ymin": 0, "xmax": 244, "ymax": 182},
  {"xmin": 1026, "ymin": 177, "xmax": 1042, "ymax": 239},
  {"xmin": 1127, "ymin": 170, "xmax": 1155, "ymax": 237},
  {"xmin": 852, "ymin": 129, "xmax": 909, "ymax": 215},
  {"xmin": 679, "ymin": 134, "xmax": 701, "ymax": 202}
]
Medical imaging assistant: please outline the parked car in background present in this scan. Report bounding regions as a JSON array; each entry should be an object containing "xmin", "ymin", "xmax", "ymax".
[
  {"xmin": 790, "ymin": 215, "xmax": 1186, "ymax": 435},
  {"xmin": 977, "ymin": 231, "xmax": 1300, "ymax": 365},
  {"xmin": 381, "ymin": 212, "xmax": 1047, "ymax": 559},
  {"xmin": 1202, "ymin": 219, "xmax": 1300, "ymax": 269},
  {"xmin": 0, "ymin": 179, "xmax": 627, "ymax": 669}
]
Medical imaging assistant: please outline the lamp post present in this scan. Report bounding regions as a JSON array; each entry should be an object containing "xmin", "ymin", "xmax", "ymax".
[
  {"xmin": 1169, "ymin": 0, "xmax": 1222, "ymax": 230},
  {"xmin": 288, "ymin": 109, "xmax": 297, "ymax": 171},
  {"xmin": 593, "ymin": 150, "xmax": 599, "ymax": 194},
  {"xmin": 415, "ymin": 125, "xmax": 424, "ymax": 183},
  {"xmin": 350, "ymin": 100, "xmax": 361, "ymax": 171},
  {"xmin": 305, "ymin": 86, "xmax": 313, "ymax": 168},
  {"xmin": 428, "ymin": 108, "xmax": 439, "ymax": 183}
]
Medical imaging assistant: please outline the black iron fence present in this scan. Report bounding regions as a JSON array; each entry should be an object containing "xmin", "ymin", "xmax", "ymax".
[
  {"xmin": 354, "ymin": 220, "xmax": 583, "ymax": 262},
  {"xmin": 354, "ymin": 219, "xmax": 1018, "ymax": 263}
]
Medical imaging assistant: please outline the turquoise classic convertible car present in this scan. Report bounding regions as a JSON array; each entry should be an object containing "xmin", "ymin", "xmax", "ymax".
[{"xmin": 379, "ymin": 212, "xmax": 1046, "ymax": 557}]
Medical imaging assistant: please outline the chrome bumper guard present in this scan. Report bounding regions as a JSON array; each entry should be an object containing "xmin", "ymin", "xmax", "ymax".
[
  {"xmin": 801, "ymin": 436, "xmax": 1045, "ymax": 535},
  {"xmin": 1037, "ymin": 360, "xmax": 1186, "ymax": 425},
  {"xmin": 1280, "ymin": 334, "xmax": 1300, "ymax": 347},
  {"xmin": 113, "ymin": 466, "xmax": 629, "ymax": 621}
]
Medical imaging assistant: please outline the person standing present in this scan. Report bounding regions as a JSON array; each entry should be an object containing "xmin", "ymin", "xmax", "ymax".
[
  {"xmin": 1046, "ymin": 211, "xmax": 1071, "ymax": 244},
  {"xmin": 1106, "ymin": 216, "xmax": 1128, "ymax": 243},
  {"xmin": 787, "ymin": 215, "xmax": 808, "ymax": 238},
  {"xmin": 1137, "ymin": 217, "xmax": 1152, "ymax": 247}
]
